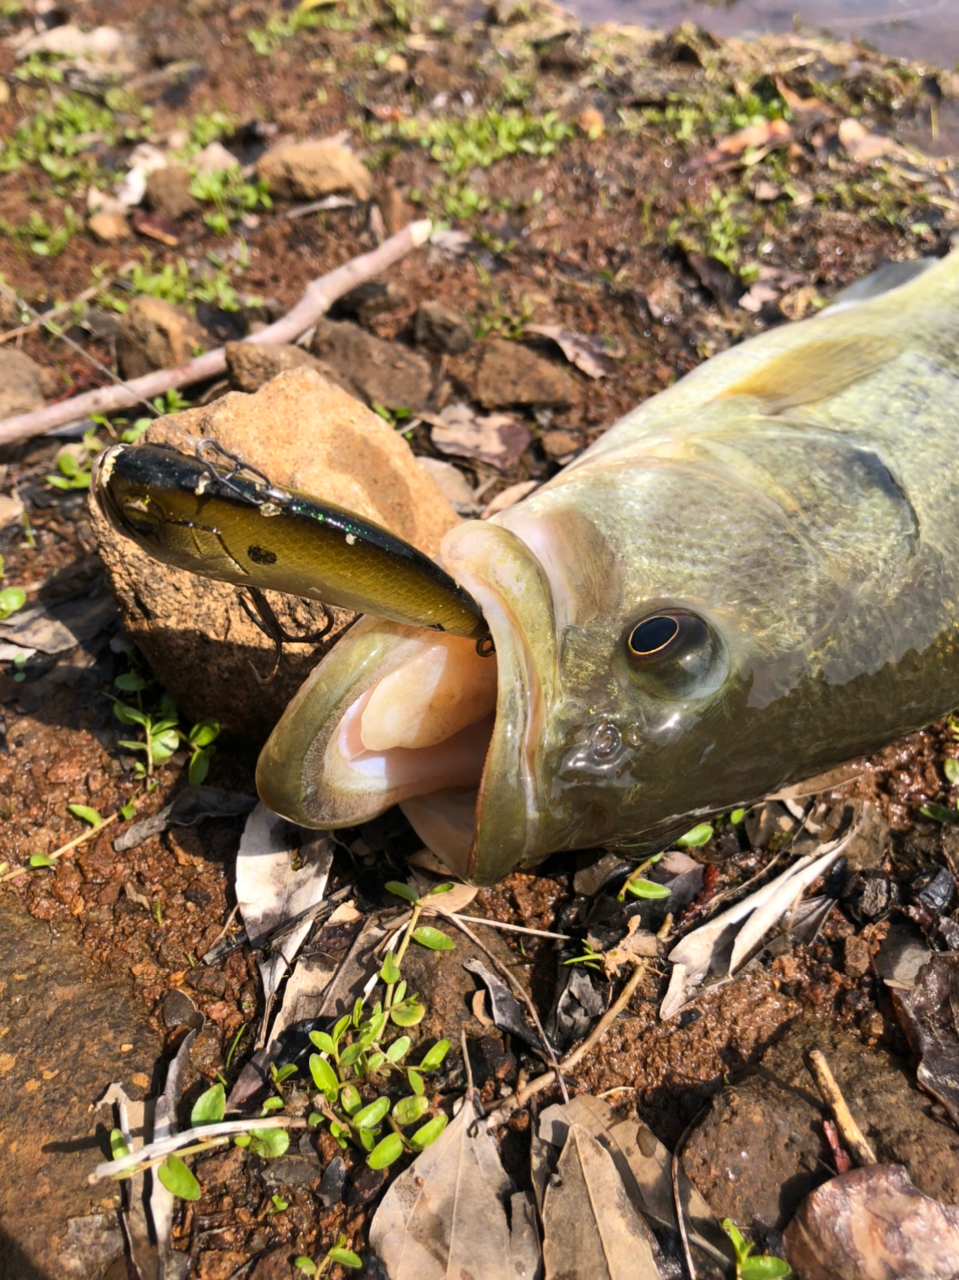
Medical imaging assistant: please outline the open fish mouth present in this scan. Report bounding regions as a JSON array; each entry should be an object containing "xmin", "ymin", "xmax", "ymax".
[{"xmin": 256, "ymin": 520, "xmax": 557, "ymax": 885}]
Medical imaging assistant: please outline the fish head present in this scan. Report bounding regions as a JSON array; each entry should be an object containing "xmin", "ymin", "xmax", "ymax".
[{"xmin": 257, "ymin": 452, "xmax": 816, "ymax": 885}]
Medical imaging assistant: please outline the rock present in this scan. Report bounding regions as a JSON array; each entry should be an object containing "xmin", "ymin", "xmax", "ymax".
[
  {"xmin": 193, "ymin": 141, "xmax": 239, "ymax": 175},
  {"xmin": 413, "ymin": 301, "xmax": 473, "ymax": 354},
  {"xmin": 223, "ymin": 341, "xmax": 329, "ymax": 393},
  {"xmin": 0, "ymin": 348, "xmax": 48, "ymax": 418},
  {"xmin": 115, "ymin": 296, "xmax": 211, "ymax": 380},
  {"xmin": 471, "ymin": 338, "xmax": 574, "ymax": 409},
  {"xmin": 682, "ymin": 1016, "xmax": 959, "ymax": 1231},
  {"xmin": 310, "ymin": 317, "xmax": 432, "ymax": 412},
  {"xmin": 87, "ymin": 210, "xmax": 131, "ymax": 243},
  {"xmin": 540, "ymin": 427, "xmax": 581, "ymax": 459},
  {"xmin": 416, "ymin": 457, "xmax": 477, "ymax": 511},
  {"xmin": 145, "ymin": 165, "xmax": 200, "ymax": 219},
  {"xmin": 91, "ymin": 369, "xmax": 461, "ymax": 739},
  {"xmin": 256, "ymin": 139, "xmax": 373, "ymax": 202},
  {"xmin": 331, "ymin": 280, "xmax": 407, "ymax": 324}
]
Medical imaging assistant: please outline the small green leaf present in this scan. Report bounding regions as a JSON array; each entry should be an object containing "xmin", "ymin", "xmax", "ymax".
[
  {"xmin": 410, "ymin": 1114, "xmax": 448, "ymax": 1151},
  {"xmin": 339, "ymin": 1042, "xmax": 365, "ymax": 1070},
  {"xmin": 407, "ymin": 1068, "xmax": 424, "ymax": 1096},
  {"xmin": 249, "ymin": 1128, "xmax": 289, "ymax": 1159},
  {"xmin": 268, "ymin": 1193, "xmax": 288, "ymax": 1213},
  {"xmin": 0, "ymin": 587, "xmax": 26, "ymax": 620},
  {"xmin": 358, "ymin": 1127, "xmax": 376, "ymax": 1152},
  {"xmin": 189, "ymin": 719, "xmax": 220, "ymax": 747},
  {"xmin": 427, "ymin": 881, "xmax": 454, "ymax": 896},
  {"xmin": 114, "ymin": 672, "xmax": 146, "ymax": 692},
  {"xmin": 366, "ymin": 1131, "xmax": 405, "ymax": 1169},
  {"xmin": 353, "ymin": 1096, "xmax": 390, "ymax": 1130},
  {"xmin": 411, "ymin": 926, "xmax": 455, "ymax": 950},
  {"xmin": 358, "ymin": 1011, "xmax": 387, "ymax": 1046},
  {"xmin": 191, "ymin": 1082, "xmax": 226, "ymax": 1125},
  {"xmin": 384, "ymin": 880, "xmax": 420, "ymax": 904},
  {"xmin": 729, "ymin": 807, "xmax": 746, "ymax": 824},
  {"xmin": 260, "ymin": 1096, "xmax": 284, "ymax": 1114},
  {"xmin": 351, "ymin": 996, "xmax": 364, "ymax": 1027},
  {"xmin": 157, "ymin": 1155, "xmax": 201, "ymax": 1201},
  {"xmin": 419, "ymin": 1039, "xmax": 450, "ymax": 1070},
  {"xmin": 271, "ymin": 1062, "xmax": 297, "ymax": 1083},
  {"xmin": 188, "ymin": 751, "xmax": 211, "ymax": 786},
  {"xmin": 386, "ymin": 1036, "xmax": 411, "ymax": 1063},
  {"xmin": 332, "ymin": 1014, "xmax": 351, "ymax": 1044},
  {"xmin": 307, "ymin": 1110, "xmax": 322, "ymax": 1128},
  {"xmin": 393, "ymin": 1094, "xmax": 429, "ymax": 1126},
  {"xmin": 740, "ymin": 1260, "xmax": 792, "ymax": 1280},
  {"xmin": 921, "ymin": 803, "xmax": 959, "ymax": 824},
  {"xmin": 676, "ymin": 822, "xmax": 714, "ymax": 847},
  {"xmin": 109, "ymin": 1128, "xmax": 130, "ymax": 1160},
  {"xmin": 327, "ymin": 1245, "xmax": 362, "ymax": 1268},
  {"xmin": 365, "ymin": 1051, "xmax": 386, "ymax": 1074},
  {"xmin": 379, "ymin": 950, "xmax": 401, "ymax": 984},
  {"xmin": 623, "ymin": 877, "xmax": 671, "ymax": 900},
  {"xmin": 309, "ymin": 1031, "xmax": 336, "ymax": 1055},
  {"xmin": 340, "ymin": 1084, "xmax": 361, "ymax": 1115},
  {"xmin": 68, "ymin": 803, "xmax": 102, "ymax": 827},
  {"xmin": 391, "ymin": 1000, "xmax": 425, "ymax": 1028},
  {"xmin": 945, "ymin": 758, "xmax": 959, "ymax": 784},
  {"xmin": 151, "ymin": 728, "xmax": 180, "ymax": 761},
  {"xmin": 234, "ymin": 1133, "xmax": 251, "ymax": 1147},
  {"xmin": 309, "ymin": 1054, "xmax": 339, "ymax": 1099},
  {"xmin": 119, "ymin": 799, "xmax": 136, "ymax": 821},
  {"xmin": 28, "ymin": 853, "xmax": 54, "ymax": 868},
  {"xmin": 392, "ymin": 980, "xmax": 407, "ymax": 1005},
  {"xmin": 294, "ymin": 1258, "xmax": 317, "ymax": 1275}
]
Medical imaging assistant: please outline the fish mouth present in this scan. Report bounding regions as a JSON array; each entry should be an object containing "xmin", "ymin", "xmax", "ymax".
[{"xmin": 256, "ymin": 520, "xmax": 556, "ymax": 885}]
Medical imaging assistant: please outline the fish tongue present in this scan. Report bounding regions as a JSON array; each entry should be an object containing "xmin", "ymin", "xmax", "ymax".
[{"xmin": 359, "ymin": 636, "xmax": 497, "ymax": 751}]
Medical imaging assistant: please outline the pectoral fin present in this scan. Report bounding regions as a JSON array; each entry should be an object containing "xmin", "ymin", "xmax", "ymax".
[{"xmin": 716, "ymin": 334, "xmax": 899, "ymax": 412}]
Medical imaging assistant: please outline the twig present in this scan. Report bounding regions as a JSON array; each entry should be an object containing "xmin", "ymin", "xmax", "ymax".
[
  {"xmin": 1, "ymin": 811, "xmax": 120, "ymax": 883},
  {"xmin": 670, "ymin": 1110, "xmax": 703, "ymax": 1280},
  {"xmin": 807, "ymin": 1047, "xmax": 877, "ymax": 1166},
  {"xmin": 485, "ymin": 960, "xmax": 647, "ymax": 1127},
  {"xmin": 0, "ymin": 219, "xmax": 433, "ymax": 446},
  {"xmin": 445, "ymin": 913, "xmax": 573, "ymax": 942},
  {"xmin": 88, "ymin": 1115, "xmax": 307, "ymax": 1183},
  {"xmin": 0, "ymin": 265, "xmax": 135, "ymax": 344}
]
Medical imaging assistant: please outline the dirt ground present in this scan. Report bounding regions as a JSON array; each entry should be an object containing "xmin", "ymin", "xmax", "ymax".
[{"xmin": 2, "ymin": 0, "xmax": 959, "ymax": 1276}]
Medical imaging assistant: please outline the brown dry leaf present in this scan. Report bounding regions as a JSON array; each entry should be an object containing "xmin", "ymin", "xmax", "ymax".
[
  {"xmin": 536, "ymin": 1095, "xmax": 730, "ymax": 1267},
  {"xmin": 369, "ymin": 1091, "xmax": 540, "ymax": 1279},
  {"xmin": 774, "ymin": 77, "xmax": 827, "ymax": 113},
  {"xmin": 541, "ymin": 1125, "xmax": 662, "ymax": 1280},
  {"xmin": 783, "ymin": 1164, "xmax": 959, "ymax": 1280},
  {"xmin": 430, "ymin": 403, "xmax": 531, "ymax": 471},
  {"xmin": 838, "ymin": 118, "xmax": 904, "ymax": 162},
  {"xmin": 698, "ymin": 117, "xmax": 791, "ymax": 166},
  {"xmin": 525, "ymin": 324, "xmax": 623, "ymax": 379},
  {"xmin": 601, "ymin": 916, "xmax": 661, "ymax": 979}
]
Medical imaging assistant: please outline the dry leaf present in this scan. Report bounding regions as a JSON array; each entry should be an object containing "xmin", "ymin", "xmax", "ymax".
[
  {"xmin": 892, "ymin": 953, "xmax": 959, "ymax": 1127},
  {"xmin": 370, "ymin": 1092, "xmax": 540, "ymax": 1279},
  {"xmin": 784, "ymin": 1164, "xmax": 959, "ymax": 1280},
  {"xmin": 114, "ymin": 786, "xmax": 256, "ymax": 853},
  {"xmin": 542, "ymin": 1125, "xmax": 662, "ymax": 1279},
  {"xmin": 838, "ymin": 118, "xmax": 903, "ymax": 162},
  {"xmin": 525, "ymin": 324, "xmax": 623, "ymax": 379},
  {"xmin": 429, "ymin": 403, "xmax": 531, "ymax": 471}
]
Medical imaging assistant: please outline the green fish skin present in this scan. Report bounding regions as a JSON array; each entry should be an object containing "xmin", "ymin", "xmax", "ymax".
[{"xmin": 258, "ymin": 249, "xmax": 959, "ymax": 885}]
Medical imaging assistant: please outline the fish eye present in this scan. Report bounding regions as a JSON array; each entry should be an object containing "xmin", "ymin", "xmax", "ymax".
[{"xmin": 624, "ymin": 610, "xmax": 727, "ymax": 699}]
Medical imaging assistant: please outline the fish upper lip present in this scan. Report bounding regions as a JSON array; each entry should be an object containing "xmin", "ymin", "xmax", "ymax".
[{"xmin": 438, "ymin": 519, "xmax": 557, "ymax": 883}]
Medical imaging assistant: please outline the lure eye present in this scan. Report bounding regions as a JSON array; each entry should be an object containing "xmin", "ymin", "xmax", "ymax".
[{"xmin": 624, "ymin": 610, "xmax": 727, "ymax": 699}]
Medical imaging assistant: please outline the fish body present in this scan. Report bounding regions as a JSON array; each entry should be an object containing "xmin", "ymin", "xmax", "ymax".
[{"xmin": 258, "ymin": 250, "xmax": 959, "ymax": 884}]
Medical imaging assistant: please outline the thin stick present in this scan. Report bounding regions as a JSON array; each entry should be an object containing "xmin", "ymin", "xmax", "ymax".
[
  {"xmin": 0, "ymin": 266, "xmax": 134, "ymax": 344},
  {"xmin": 446, "ymin": 913, "xmax": 574, "ymax": 942},
  {"xmin": 88, "ymin": 1115, "xmax": 307, "ymax": 1183},
  {"xmin": 807, "ymin": 1048, "xmax": 877, "ymax": 1166},
  {"xmin": 671, "ymin": 1111, "xmax": 702, "ymax": 1280},
  {"xmin": 485, "ymin": 960, "xmax": 647, "ymax": 1127},
  {"xmin": 0, "ymin": 219, "xmax": 433, "ymax": 446},
  {"xmin": 1, "ymin": 810, "xmax": 120, "ymax": 882}
]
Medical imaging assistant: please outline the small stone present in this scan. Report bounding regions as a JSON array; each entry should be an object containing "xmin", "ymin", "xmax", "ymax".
[
  {"xmin": 87, "ymin": 210, "xmax": 131, "ymax": 243},
  {"xmin": 223, "ymin": 341, "xmax": 328, "ymax": 393},
  {"xmin": 145, "ymin": 166, "xmax": 200, "ymax": 219},
  {"xmin": 472, "ymin": 338, "xmax": 574, "ymax": 409},
  {"xmin": 413, "ymin": 300, "xmax": 473, "ymax": 354},
  {"xmin": 0, "ymin": 348, "xmax": 48, "ymax": 418},
  {"xmin": 332, "ymin": 280, "xmax": 407, "ymax": 324},
  {"xmin": 115, "ymin": 296, "xmax": 210, "ymax": 380},
  {"xmin": 540, "ymin": 428, "xmax": 581, "ymax": 459},
  {"xmin": 256, "ymin": 139, "xmax": 373, "ymax": 201},
  {"xmin": 310, "ymin": 318, "xmax": 432, "ymax": 412},
  {"xmin": 193, "ymin": 141, "xmax": 239, "ymax": 175},
  {"xmin": 384, "ymin": 51, "xmax": 408, "ymax": 74},
  {"xmin": 844, "ymin": 934, "xmax": 871, "ymax": 979}
]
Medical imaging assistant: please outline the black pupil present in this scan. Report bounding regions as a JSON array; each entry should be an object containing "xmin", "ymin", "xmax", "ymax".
[{"xmin": 630, "ymin": 615, "xmax": 679, "ymax": 655}]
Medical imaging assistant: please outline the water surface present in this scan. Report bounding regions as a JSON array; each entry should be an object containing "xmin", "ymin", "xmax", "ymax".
[{"xmin": 571, "ymin": 0, "xmax": 959, "ymax": 68}]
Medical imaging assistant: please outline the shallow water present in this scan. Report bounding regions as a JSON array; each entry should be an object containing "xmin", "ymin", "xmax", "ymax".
[{"xmin": 571, "ymin": 0, "xmax": 959, "ymax": 69}]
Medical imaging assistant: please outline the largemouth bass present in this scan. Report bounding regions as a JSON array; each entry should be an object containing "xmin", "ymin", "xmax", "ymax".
[{"xmin": 256, "ymin": 249, "xmax": 959, "ymax": 884}]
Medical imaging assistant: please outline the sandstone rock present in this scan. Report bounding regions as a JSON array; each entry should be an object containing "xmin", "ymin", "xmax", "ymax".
[
  {"xmin": 310, "ymin": 317, "xmax": 432, "ymax": 412},
  {"xmin": 223, "ymin": 341, "xmax": 328, "ymax": 393},
  {"xmin": 471, "ymin": 337, "xmax": 575, "ymax": 408},
  {"xmin": 115, "ymin": 296, "xmax": 211, "ymax": 380},
  {"xmin": 0, "ymin": 348, "xmax": 48, "ymax": 418},
  {"xmin": 255, "ymin": 140, "xmax": 373, "ymax": 202},
  {"xmin": 87, "ymin": 210, "xmax": 131, "ymax": 244},
  {"xmin": 91, "ymin": 368, "xmax": 461, "ymax": 740}
]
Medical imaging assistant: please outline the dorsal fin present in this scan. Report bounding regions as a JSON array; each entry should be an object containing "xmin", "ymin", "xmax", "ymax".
[{"xmin": 715, "ymin": 334, "xmax": 899, "ymax": 412}]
